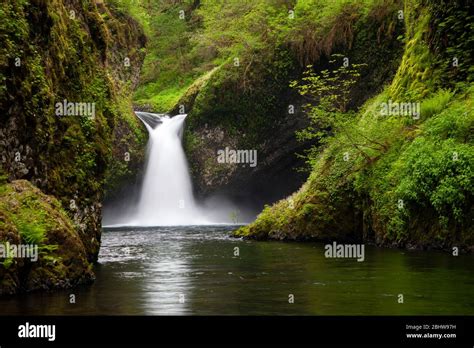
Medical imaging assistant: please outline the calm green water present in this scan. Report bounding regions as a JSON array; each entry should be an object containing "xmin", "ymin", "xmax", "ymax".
[{"xmin": 1, "ymin": 225, "xmax": 473, "ymax": 315}]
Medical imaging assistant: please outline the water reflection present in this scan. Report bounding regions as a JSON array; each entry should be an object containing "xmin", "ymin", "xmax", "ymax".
[
  {"xmin": 142, "ymin": 244, "xmax": 191, "ymax": 315},
  {"xmin": 0, "ymin": 226, "xmax": 473, "ymax": 315}
]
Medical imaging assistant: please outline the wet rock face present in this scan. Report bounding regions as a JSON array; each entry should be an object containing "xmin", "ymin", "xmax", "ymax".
[
  {"xmin": 0, "ymin": 0, "xmax": 146, "ymax": 290},
  {"xmin": 185, "ymin": 111, "xmax": 311, "ymax": 210},
  {"xmin": 0, "ymin": 126, "xmax": 32, "ymax": 180},
  {"xmin": 186, "ymin": 125, "xmax": 239, "ymax": 194},
  {"xmin": 180, "ymin": 53, "xmax": 313, "ymax": 210}
]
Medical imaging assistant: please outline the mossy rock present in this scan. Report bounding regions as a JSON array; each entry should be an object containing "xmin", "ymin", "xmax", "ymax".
[
  {"xmin": 1, "ymin": 0, "xmax": 147, "ymax": 265},
  {"xmin": 0, "ymin": 180, "xmax": 94, "ymax": 295}
]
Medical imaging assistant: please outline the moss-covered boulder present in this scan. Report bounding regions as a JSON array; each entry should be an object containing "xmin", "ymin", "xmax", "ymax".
[{"xmin": 0, "ymin": 179, "xmax": 93, "ymax": 295}]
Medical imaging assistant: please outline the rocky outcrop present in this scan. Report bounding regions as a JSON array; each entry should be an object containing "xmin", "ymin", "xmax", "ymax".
[
  {"xmin": 235, "ymin": 0, "xmax": 474, "ymax": 252},
  {"xmin": 0, "ymin": 0, "xmax": 147, "ymax": 293},
  {"xmin": 180, "ymin": 2, "xmax": 403, "ymax": 210}
]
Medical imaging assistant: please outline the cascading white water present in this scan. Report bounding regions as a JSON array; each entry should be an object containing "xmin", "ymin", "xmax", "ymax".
[
  {"xmin": 101, "ymin": 111, "xmax": 253, "ymax": 227},
  {"xmin": 132, "ymin": 112, "xmax": 208, "ymax": 226}
]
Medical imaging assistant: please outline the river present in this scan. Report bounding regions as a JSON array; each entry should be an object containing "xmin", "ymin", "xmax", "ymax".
[{"xmin": 1, "ymin": 225, "xmax": 473, "ymax": 315}]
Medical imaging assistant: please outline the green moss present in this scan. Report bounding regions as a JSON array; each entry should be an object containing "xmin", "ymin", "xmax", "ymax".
[
  {"xmin": 0, "ymin": 180, "xmax": 93, "ymax": 294},
  {"xmin": 135, "ymin": 82, "xmax": 194, "ymax": 112},
  {"xmin": 1, "ymin": 0, "xmax": 146, "ymax": 269},
  {"xmin": 1, "ymin": 182, "xmax": 57, "ymax": 258},
  {"xmin": 236, "ymin": 1, "xmax": 474, "ymax": 250},
  {"xmin": 389, "ymin": 4, "xmax": 437, "ymax": 100}
]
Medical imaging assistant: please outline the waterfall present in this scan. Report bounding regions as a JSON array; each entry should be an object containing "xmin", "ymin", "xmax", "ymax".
[
  {"xmin": 102, "ymin": 111, "xmax": 252, "ymax": 227},
  {"xmin": 132, "ymin": 112, "xmax": 208, "ymax": 226}
]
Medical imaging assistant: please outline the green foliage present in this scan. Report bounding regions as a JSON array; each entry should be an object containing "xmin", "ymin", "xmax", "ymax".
[
  {"xmin": 128, "ymin": 0, "xmax": 204, "ymax": 111},
  {"xmin": 129, "ymin": 0, "xmax": 391, "ymax": 111},
  {"xmin": 291, "ymin": 54, "xmax": 367, "ymax": 167},
  {"xmin": 292, "ymin": 55, "xmax": 366, "ymax": 113},
  {"xmin": 420, "ymin": 89, "xmax": 453, "ymax": 120},
  {"xmin": 0, "ymin": 183, "xmax": 60, "ymax": 265},
  {"xmin": 389, "ymin": 3, "xmax": 437, "ymax": 100},
  {"xmin": 136, "ymin": 80, "xmax": 194, "ymax": 112},
  {"xmin": 16, "ymin": 220, "xmax": 46, "ymax": 246},
  {"xmin": 237, "ymin": 20, "xmax": 473, "ymax": 248},
  {"xmin": 427, "ymin": 0, "xmax": 474, "ymax": 85},
  {"xmin": 107, "ymin": 0, "xmax": 152, "ymax": 34},
  {"xmin": 395, "ymin": 139, "xmax": 472, "ymax": 222}
]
